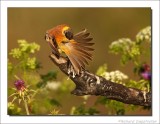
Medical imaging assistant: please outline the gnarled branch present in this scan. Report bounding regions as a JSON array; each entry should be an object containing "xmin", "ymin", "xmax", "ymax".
[{"xmin": 49, "ymin": 53, "xmax": 151, "ymax": 107}]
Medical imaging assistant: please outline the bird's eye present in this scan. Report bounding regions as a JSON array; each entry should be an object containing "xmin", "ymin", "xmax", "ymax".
[{"xmin": 64, "ymin": 30, "xmax": 73, "ymax": 40}]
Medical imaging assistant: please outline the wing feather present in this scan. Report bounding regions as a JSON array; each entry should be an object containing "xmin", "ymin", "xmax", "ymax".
[
  {"xmin": 71, "ymin": 53, "xmax": 86, "ymax": 68},
  {"xmin": 61, "ymin": 29, "xmax": 94, "ymax": 75},
  {"xmin": 70, "ymin": 49, "xmax": 89, "ymax": 65},
  {"xmin": 72, "ymin": 43, "xmax": 94, "ymax": 51},
  {"xmin": 74, "ymin": 29, "xmax": 87, "ymax": 37},
  {"xmin": 73, "ymin": 29, "xmax": 93, "ymax": 43},
  {"xmin": 67, "ymin": 54, "xmax": 81, "ymax": 74},
  {"xmin": 77, "ymin": 42, "xmax": 95, "ymax": 46}
]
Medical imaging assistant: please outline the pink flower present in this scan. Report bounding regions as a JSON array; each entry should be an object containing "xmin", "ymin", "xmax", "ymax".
[
  {"xmin": 141, "ymin": 72, "xmax": 151, "ymax": 80},
  {"xmin": 14, "ymin": 80, "xmax": 26, "ymax": 91},
  {"xmin": 140, "ymin": 64, "xmax": 151, "ymax": 81}
]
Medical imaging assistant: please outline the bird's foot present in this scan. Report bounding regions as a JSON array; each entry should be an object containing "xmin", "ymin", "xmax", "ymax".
[{"xmin": 67, "ymin": 61, "xmax": 76, "ymax": 78}]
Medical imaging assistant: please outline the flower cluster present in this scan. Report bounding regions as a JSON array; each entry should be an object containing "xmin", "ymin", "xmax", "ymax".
[
  {"xmin": 109, "ymin": 38, "xmax": 140, "ymax": 64},
  {"xmin": 136, "ymin": 26, "xmax": 151, "ymax": 44},
  {"xmin": 18, "ymin": 40, "xmax": 40, "ymax": 53},
  {"xmin": 10, "ymin": 48, "xmax": 22, "ymax": 59},
  {"xmin": 109, "ymin": 38, "xmax": 134, "ymax": 54},
  {"xmin": 9, "ymin": 40, "xmax": 40, "ymax": 70},
  {"xmin": 102, "ymin": 70, "xmax": 128, "ymax": 84},
  {"xmin": 26, "ymin": 57, "xmax": 37, "ymax": 69},
  {"xmin": 96, "ymin": 65, "xmax": 128, "ymax": 85},
  {"xmin": 9, "ymin": 40, "xmax": 40, "ymax": 59}
]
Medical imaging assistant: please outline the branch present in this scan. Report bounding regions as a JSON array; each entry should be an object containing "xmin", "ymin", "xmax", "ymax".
[{"xmin": 49, "ymin": 54, "xmax": 151, "ymax": 107}]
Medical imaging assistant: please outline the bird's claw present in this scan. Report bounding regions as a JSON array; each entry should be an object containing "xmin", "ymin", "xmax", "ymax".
[{"xmin": 67, "ymin": 62, "xmax": 76, "ymax": 78}]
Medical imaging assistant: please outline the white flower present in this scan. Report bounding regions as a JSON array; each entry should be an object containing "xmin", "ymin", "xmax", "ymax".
[
  {"xmin": 45, "ymin": 81, "xmax": 61, "ymax": 90},
  {"xmin": 103, "ymin": 70, "xmax": 128, "ymax": 84}
]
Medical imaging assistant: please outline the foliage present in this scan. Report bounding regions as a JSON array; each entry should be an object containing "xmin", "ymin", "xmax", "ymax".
[
  {"xmin": 109, "ymin": 26, "xmax": 151, "ymax": 65},
  {"xmin": 37, "ymin": 71, "xmax": 57, "ymax": 88},
  {"xmin": 8, "ymin": 40, "xmax": 59, "ymax": 115},
  {"xmin": 8, "ymin": 26, "xmax": 151, "ymax": 115},
  {"xmin": 8, "ymin": 102, "xmax": 21, "ymax": 115},
  {"xmin": 94, "ymin": 26, "xmax": 151, "ymax": 115},
  {"xmin": 9, "ymin": 40, "xmax": 40, "ymax": 69},
  {"xmin": 70, "ymin": 96, "xmax": 99, "ymax": 115},
  {"xmin": 70, "ymin": 104, "xmax": 99, "ymax": 115}
]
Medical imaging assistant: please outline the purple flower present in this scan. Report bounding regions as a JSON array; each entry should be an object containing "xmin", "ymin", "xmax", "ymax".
[
  {"xmin": 139, "ymin": 64, "xmax": 151, "ymax": 81},
  {"xmin": 143, "ymin": 64, "xmax": 150, "ymax": 72},
  {"xmin": 14, "ymin": 80, "xmax": 26, "ymax": 91},
  {"xmin": 141, "ymin": 72, "xmax": 151, "ymax": 80}
]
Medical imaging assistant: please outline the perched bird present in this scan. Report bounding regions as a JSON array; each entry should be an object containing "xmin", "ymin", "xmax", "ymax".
[{"xmin": 45, "ymin": 24, "xmax": 94, "ymax": 76}]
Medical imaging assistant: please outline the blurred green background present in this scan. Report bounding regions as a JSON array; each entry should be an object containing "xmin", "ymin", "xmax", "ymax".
[{"xmin": 8, "ymin": 8, "xmax": 151, "ymax": 115}]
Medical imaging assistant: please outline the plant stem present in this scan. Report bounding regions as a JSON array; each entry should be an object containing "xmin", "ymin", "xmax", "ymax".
[
  {"xmin": 14, "ymin": 75, "xmax": 20, "ymax": 80},
  {"xmin": 24, "ymin": 99, "xmax": 30, "ymax": 115}
]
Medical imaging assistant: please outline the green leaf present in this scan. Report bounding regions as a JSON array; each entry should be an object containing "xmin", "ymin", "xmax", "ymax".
[
  {"xmin": 40, "ymin": 71, "xmax": 57, "ymax": 82},
  {"xmin": 95, "ymin": 97, "xmax": 108, "ymax": 105},
  {"xmin": 116, "ymin": 109, "xmax": 125, "ymax": 115},
  {"xmin": 49, "ymin": 99, "xmax": 62, "ymax": 107},
  {"xmin": 36, "ymin": 81, "xmax": 46, "ymax": 88},
  {"xmin": 96, "ymin": 64, "xmax": 107, "ymax": 76},
  {"xmin": 88, "ymin": 108, "xmax": 99, "ymax": 115},
  {"xmin": 73, "ymin": 104, "xmax": 86, "ymax": 115}
]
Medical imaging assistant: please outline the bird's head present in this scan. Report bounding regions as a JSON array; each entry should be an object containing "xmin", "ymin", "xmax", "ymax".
[{"xmin": 45, "ymin": 24, "xmax": 73, "ymax": 44}]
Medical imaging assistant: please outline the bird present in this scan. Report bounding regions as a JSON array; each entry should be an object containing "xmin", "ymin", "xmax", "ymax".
[{"xmin": 45, "ymin": 24, "xmax": 94, "ymax": 76}]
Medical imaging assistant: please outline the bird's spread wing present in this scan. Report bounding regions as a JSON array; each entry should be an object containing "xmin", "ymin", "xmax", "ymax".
[{"xmin": 62, "ymin": 29, "xmax": 94, "ymax": 75}]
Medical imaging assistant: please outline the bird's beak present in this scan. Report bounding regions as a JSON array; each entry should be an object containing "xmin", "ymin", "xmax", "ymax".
[
  {"xmin": 45, "ymin": 33, "xmax": 60, "ymax": 58},
  {"xmin": 45, "ymin": 34, "xmax": 50, "ymax": 42}
]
